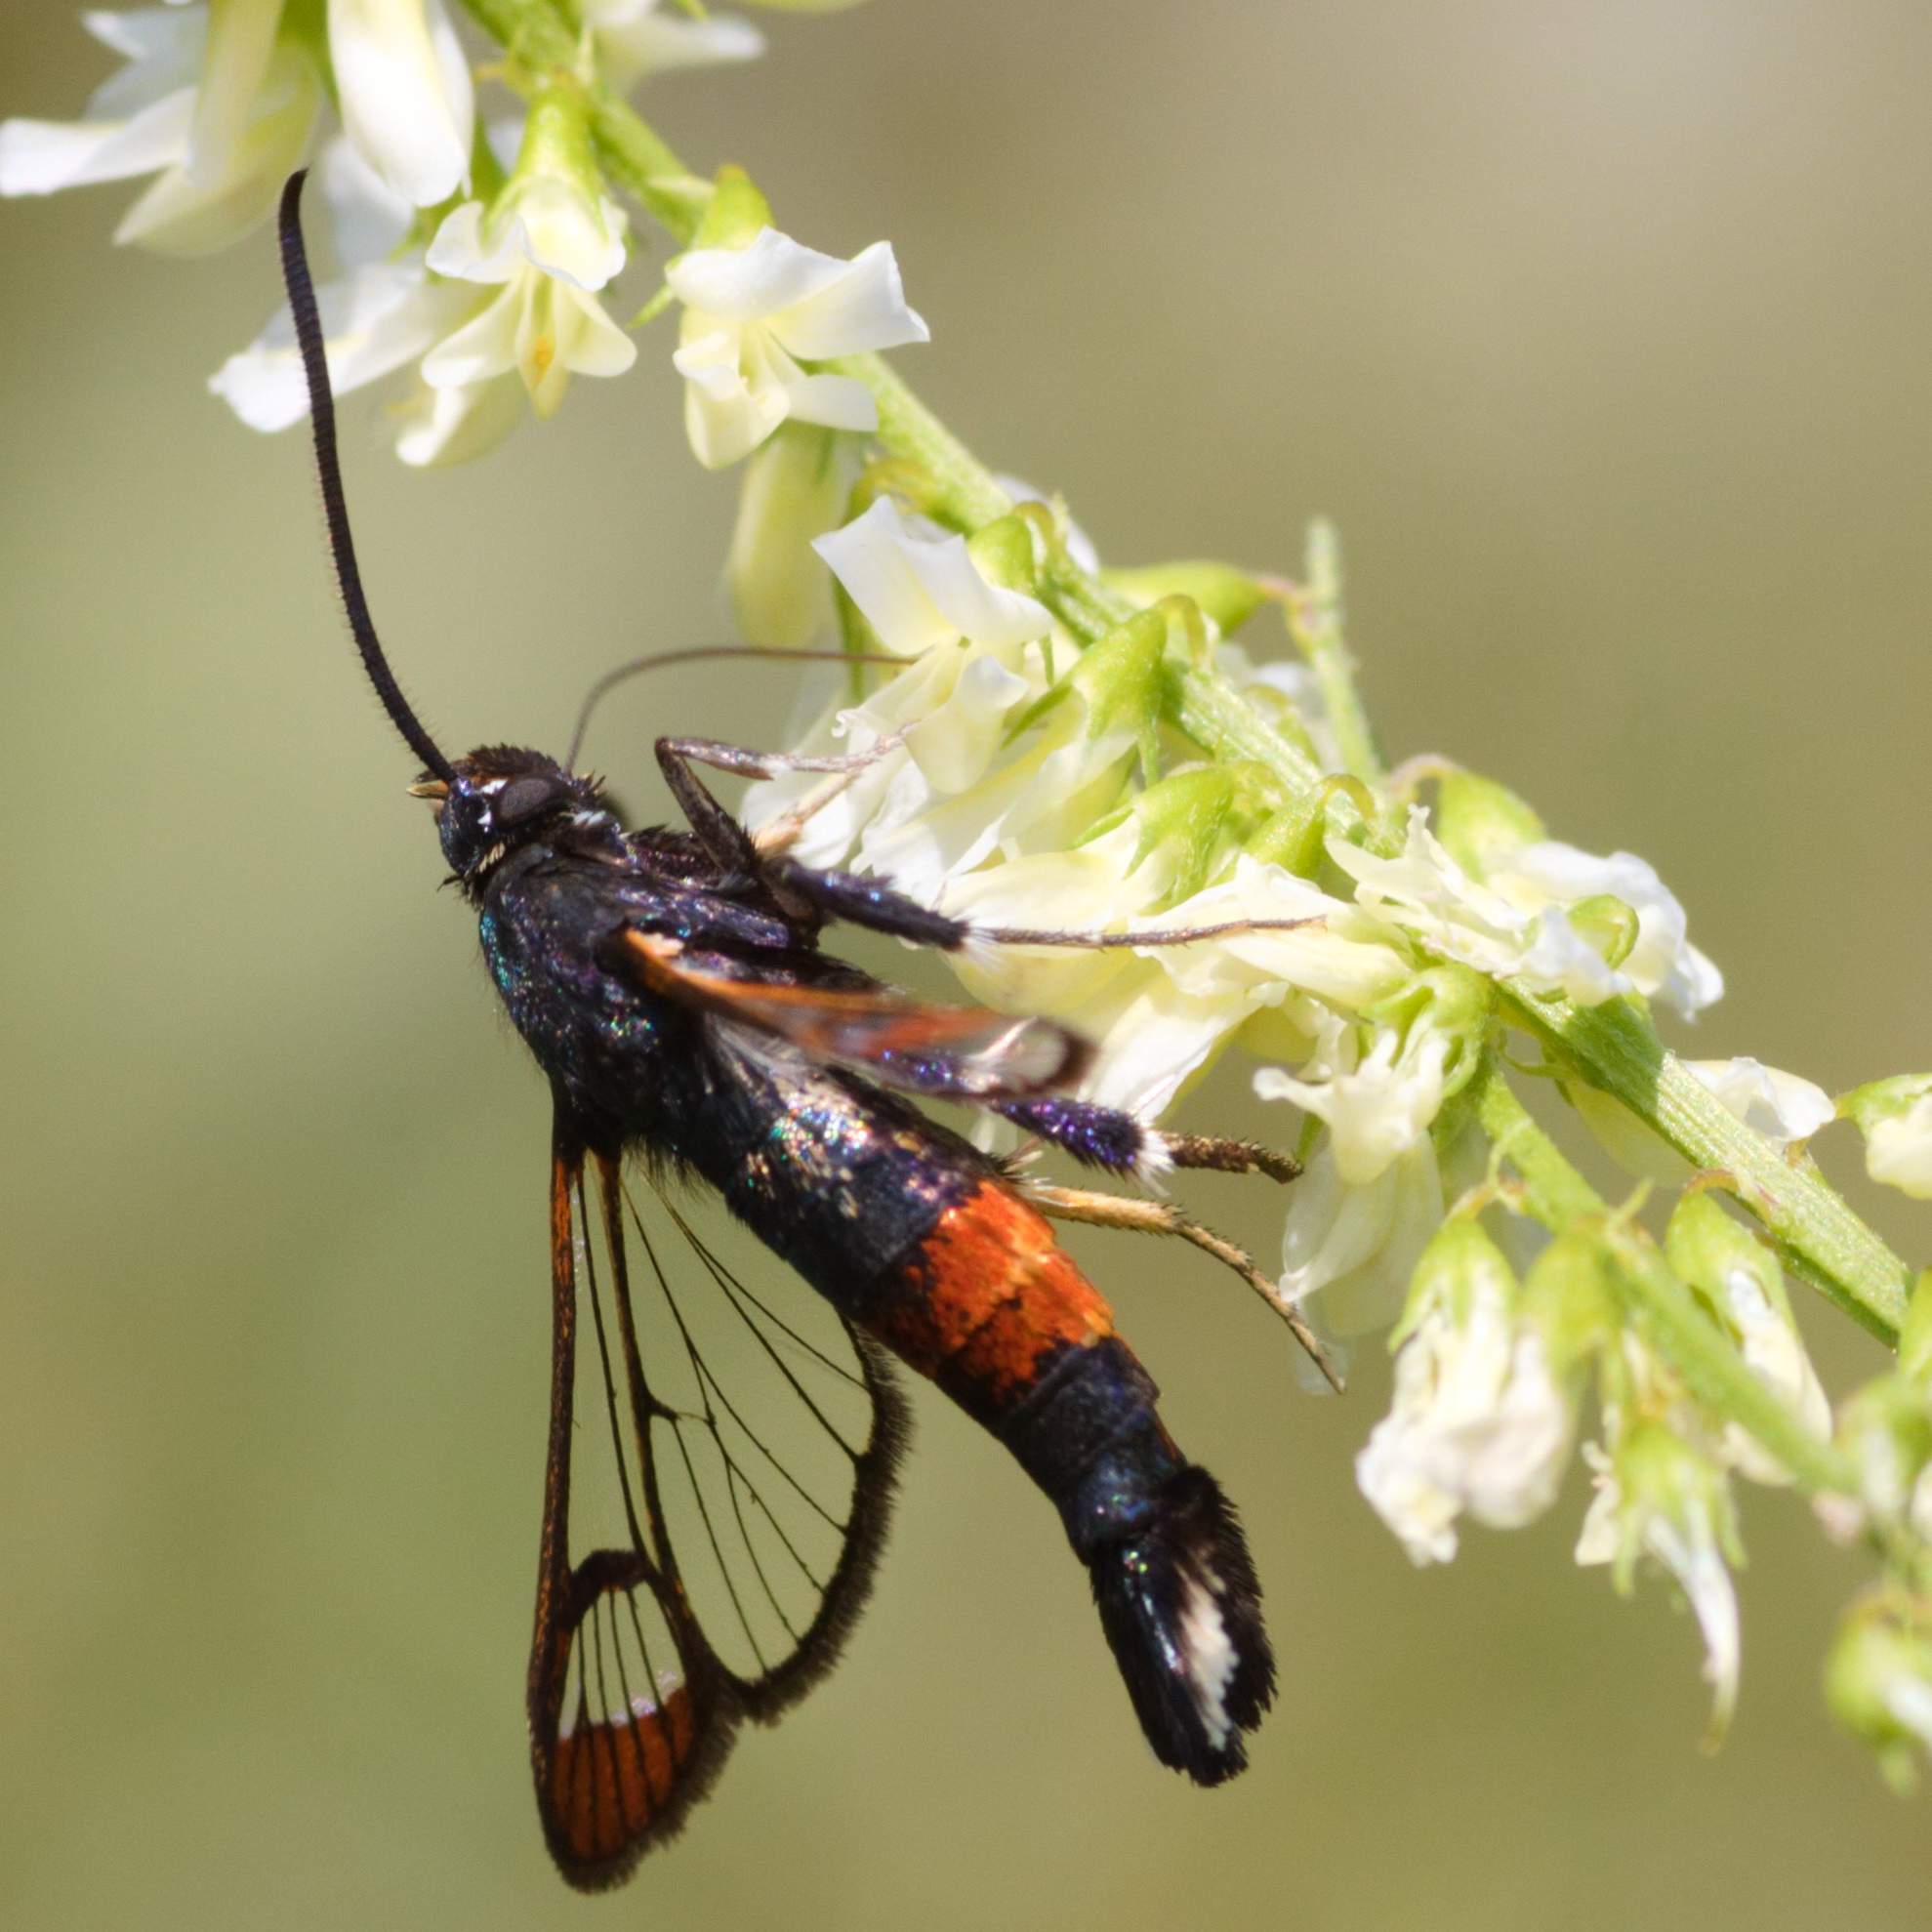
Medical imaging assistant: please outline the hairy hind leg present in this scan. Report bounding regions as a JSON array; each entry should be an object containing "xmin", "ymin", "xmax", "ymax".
[
  {"xmin": 1016, "ymin": 1179, "xmax": 1341, "ymax": 1393},
  {"xmin": 996, "ymin": 1096, "xmax": 1299, "ymax": 1186}
]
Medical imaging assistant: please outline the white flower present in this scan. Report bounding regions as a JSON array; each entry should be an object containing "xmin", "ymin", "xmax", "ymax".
[
  {"xmin": 1576, "ymin": 1427, "xmax": 1742, "ymax": 1743},
  {"xmin": 1685, "ymin": 1056, "xmax": 1834, "ymax": 1143},
  {"xmin": 1275, "ymin": 1133, "xmax": 1445, "ymax": 1340},
  {"xmin": 1131, "ymin": 855, "xmax": 1409, "ymax": 1017},
  {"xmin": 582, "ymin": 0, "xmax": 764, "ymax": 88},
  {"xmin": 0, "ymin": 4, "xmax": 322, "ymax": 255},
  {"xmin": 1333, "ymin": 810, "xmax": 1619, "ymax": 1003},
  {"xmin": 816, "ymin": 498, "xmax": 1052, "ymax": 657},
  {"xmin": 1333, "ymin": 810, "xmax": 1721, "ymax": 1017},
  {"xmin": 669, "ymin": 226, "xmax": 928, "ymax": 467},
  {"xmin": 1255, "ymin": 1013, "xmax": 1447, "ymax": 1187},
  {"xmin": 424, "ymin": 180, "xmax": 635, "ymax": 418},
  {"xmin": 943, "ymin": 829, "xmax": 1260, "ymax": 1118},
  {"xmin": 390, "ymin": 369, "xmax": 526, "ymax": 466},
  {"xmin": 1864, "ymin": 1094, "xmax": 1932, "ymax": 1202},
  {"xmin": 1488, "ymin": 840, "xmax": 1723, "ymax": 1017},
  {"xmin": 1713, "ymin": 1258, "xmax": 1831, "ymax": 1483},
  {"xmin": 211, "ymin": 141, "xmax": 483, "ymax": 434},
  {"xmin": 328, "ymin": 0, "xmax": 473, "ymax": 208},
  {"xmin": 1356, "ymin": 1222, "xmax": 1575, "ymax": 1565}
]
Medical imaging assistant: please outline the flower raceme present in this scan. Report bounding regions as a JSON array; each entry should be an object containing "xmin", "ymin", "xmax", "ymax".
[{"xmin": 13, "ymin": 0, "xmax": 1923, "ymax": 1783}]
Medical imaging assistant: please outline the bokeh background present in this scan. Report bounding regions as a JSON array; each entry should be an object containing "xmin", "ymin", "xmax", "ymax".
[{"xmin": 4, "ymin": 2, "xmax": 1931, "ymax": 1927}]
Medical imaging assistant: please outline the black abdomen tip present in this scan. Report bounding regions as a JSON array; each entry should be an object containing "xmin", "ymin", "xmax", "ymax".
[{"xmin": 1084, "ymin": 1465, "xmax": 1276, "ymax": 1784}]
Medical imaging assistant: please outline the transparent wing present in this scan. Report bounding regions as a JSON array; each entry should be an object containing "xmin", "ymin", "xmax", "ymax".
[
  {"xmin": 617, "ymin": 927, "xmax": 1090, "ymax": 1100},
  {"xmin": 531, "ymin": 1125, "xmax": 906, "ymax": 1889}
]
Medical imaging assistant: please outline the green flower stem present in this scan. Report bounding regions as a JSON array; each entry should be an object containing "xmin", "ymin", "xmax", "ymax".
[
  {"xmin": 1471, "ymin": 1061, "xmax": 1858, "ymax": 1496},
  {"xmin": 458, "ymin": 0, "xmax": 1911, "ymax": 1353},
  {"xmin": 459, "ymin": 0, "xmax": 710, "ymax": 237},
  {"xmin": 1289, "ymin": 518, "xmax": 1384, "ymax": 784},
  {"xmin": 1505, "ymin": 986, "xmax": 1911, "ymax": 1345}
]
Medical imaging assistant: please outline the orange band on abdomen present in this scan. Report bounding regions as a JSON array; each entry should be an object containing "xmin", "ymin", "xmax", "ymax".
[{"xmin": 871, "ymin": 1180, "xmax": 1115, "ymax": 1405}]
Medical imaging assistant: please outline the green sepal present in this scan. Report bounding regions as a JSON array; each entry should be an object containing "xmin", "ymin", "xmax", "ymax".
[
  {"xmin": 1007, "ymin": 607, "xmax": 1167, "ymax": 776},
  {"xmin": 1826, "ymin": 1590, "xmax": 1932, "ymax": 1793},
  {"xmin": 1102, "ymin": 561, "xmax": 1267, "ymax": 635},
  {"xmin": 1568, "ymin": 894, "xmax": 1639, "ymax": 971},
  {"xmin": 1838, "ymin": 1073, "xmax": 1932, "ymax": 1130},
  {"xmin": 1518, "ymin": 1233, "xmax": 1618, "ymax": 1379},
  {"xmin": 1124, "ymin": 768, "xmax": 1237, "ymax": 904},
  {"xmin": 1247, "ymin": 791, "xmax": 1328, "ymax": 880},
  {"xmin": 966, "ymin": 515, "xmax": 1038, "ymax": 597},
  {"xmin": 690, "ymin": 164, "xmax": 772, "ymax": 251},
  {"xmin": 1664, "ymin": 1192, "xmax": 1795, "ymax": 1342},
  {"xmin": 1435, "ymin": 769, "xmax": 1546, "ymax": 878},
  {"xmin": 1366, "ymin": 964, "xmax": 1494, "ymax": 1101},
  {"xmin": 1388, "ymin": 1215, "xmax": 1517, "ymax": 1351},
  {"xmin": 515, "ymin": 84, "xmax": 600, "ymax": 195}
]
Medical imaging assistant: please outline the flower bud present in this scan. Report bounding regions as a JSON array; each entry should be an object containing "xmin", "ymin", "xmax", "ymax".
[
  {"xmin": 1826, "ymin": 1592, "xmax": 1932, "ymax": 1792},
  {"xmin": 1576, "ymin": 1418, "xmax": 1743, "ymax": 1745},
  {"xmin": 1433, "ymin": 770, "xmax": 1546, "ymax": 879},
  {"xmin": 1102, "ymin": 561, "xmax": 1266, "ymax": 635},
  {"xmin": 1355, "ymin": 1217, "xmax": 1578, "ymax": 1565},
  {"xmin": 1839, "ymin": 1074, "xmax": 1932, "ymax": 1201},
  {"xmin": 1664, "ymin": 1193, "xmax": 1830, "ymax": 1484},
  {"xmin": 727, "ymin": 424, "xmax": 858, "ymax": 648}
]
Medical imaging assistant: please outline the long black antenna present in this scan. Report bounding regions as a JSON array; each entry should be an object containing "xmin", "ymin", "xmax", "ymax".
[
  {"xmin": 565, "ymin": 645, "xmax": 906, "ymax": 771},
  {"xmin": 277, "ymin": 172, "xmax": 455, "ymax": 783}
]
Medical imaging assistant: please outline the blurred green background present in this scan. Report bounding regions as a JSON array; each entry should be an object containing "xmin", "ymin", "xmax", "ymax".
[{"xmin": 4, "ymin": 2, "xmax": 1931, "ymax": 1927}]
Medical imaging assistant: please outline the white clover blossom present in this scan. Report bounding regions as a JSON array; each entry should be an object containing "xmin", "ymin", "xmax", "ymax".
[
  {"xmin": 582, "ymin": 0, "xmax": 765, "ymax": 88},
  {"xmin": 423, "ymin": 162, "xmax": 636, "ymax": 422},
  {"xmin": 328, "ymin": 0, "xmax": 473, "ymax": 207},
  {"xmin": 1255, "ymin": 1012, "xmax": 1447, "ymax": 1187},
  {"xmin": 0, "ymin": 3, "xmax": 322, "ymax": 255},
  {"xmin": 817, "ymin": 498, "xmax": 1052, "ymax": 658},
  {"xmin": 1332, "ymin": 809, "xmax": 1721, "ymax": 1017},
  {"xmin": 947, "ymin": 837, "xmax": 1402, "ymax": 1120},
  {"xmin": 669, "ymin": 226, "xmax": 928, "ymax": 468},
  {"xmin": 1576, "ymin": 1426, "xmax": 1743, "ymax": 1742},
  {"xmin": 1357, "ymin": 1221, "xmax": 1576, "ymax": 1565},
  {"xmin": 1488, "ymin": 842, "xmax": 1723, "ymax": 1018},
  {"xmin": 1274, "ymin": 1134, "xmax": 1445, "ymax": 1342},
  {"xmin": 211, "ymin": 137, "xmax": 483, "ymax": 435}
]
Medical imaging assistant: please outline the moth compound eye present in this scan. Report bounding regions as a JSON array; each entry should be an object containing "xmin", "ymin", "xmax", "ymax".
[{"xmin": 497, "ymin": 776, "xmax": 560, "ymax": 827}]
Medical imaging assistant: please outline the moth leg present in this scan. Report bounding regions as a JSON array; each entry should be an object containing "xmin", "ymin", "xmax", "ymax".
[
  {"xmin": 972, "ymin": 914, "xmax": 1325, "ymax": 951},
  {"xmin": 763, "ymin": 862, "xmax": 970, "ymax": 951},
  {"xmin": 995, "ymin": 1097, "xmax": 1300, "ymax": 1184},
  {"xmin": 654, "ymin": 734, "xmax": 902, "ymax": 866},
  {"xmin": 1017, "ymin": 1179, "xmax": 1342, "ymax": 1393}
]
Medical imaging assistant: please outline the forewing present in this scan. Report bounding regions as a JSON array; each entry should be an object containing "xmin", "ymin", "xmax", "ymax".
[
  {"xmin": 618, "ymin": 927, "xmax": 1090, "ymax": 1100},
  {"xmin": 531, "ymin": 1126, "xmax": 906, "ymax": 1889}
]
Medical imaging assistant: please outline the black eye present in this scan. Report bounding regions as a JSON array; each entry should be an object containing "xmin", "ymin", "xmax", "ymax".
[{"xmin": 497, "ymin": 776, "xmax": 558, "ymax": 826}]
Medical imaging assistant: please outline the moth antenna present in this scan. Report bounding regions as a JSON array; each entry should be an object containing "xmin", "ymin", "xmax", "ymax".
[
  {"xmin": 565, "ymin": 645, "xmax": 905, "ymax": 773},
  {"xmin": 276, "ymin": 171, "xmax": 455, "ymax": 783}
]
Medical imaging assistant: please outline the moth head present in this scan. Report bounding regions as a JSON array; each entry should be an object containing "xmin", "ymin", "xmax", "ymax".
[{"xmin": 413, "ymin": 746, "xmax": 603, "ymax": 884}]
